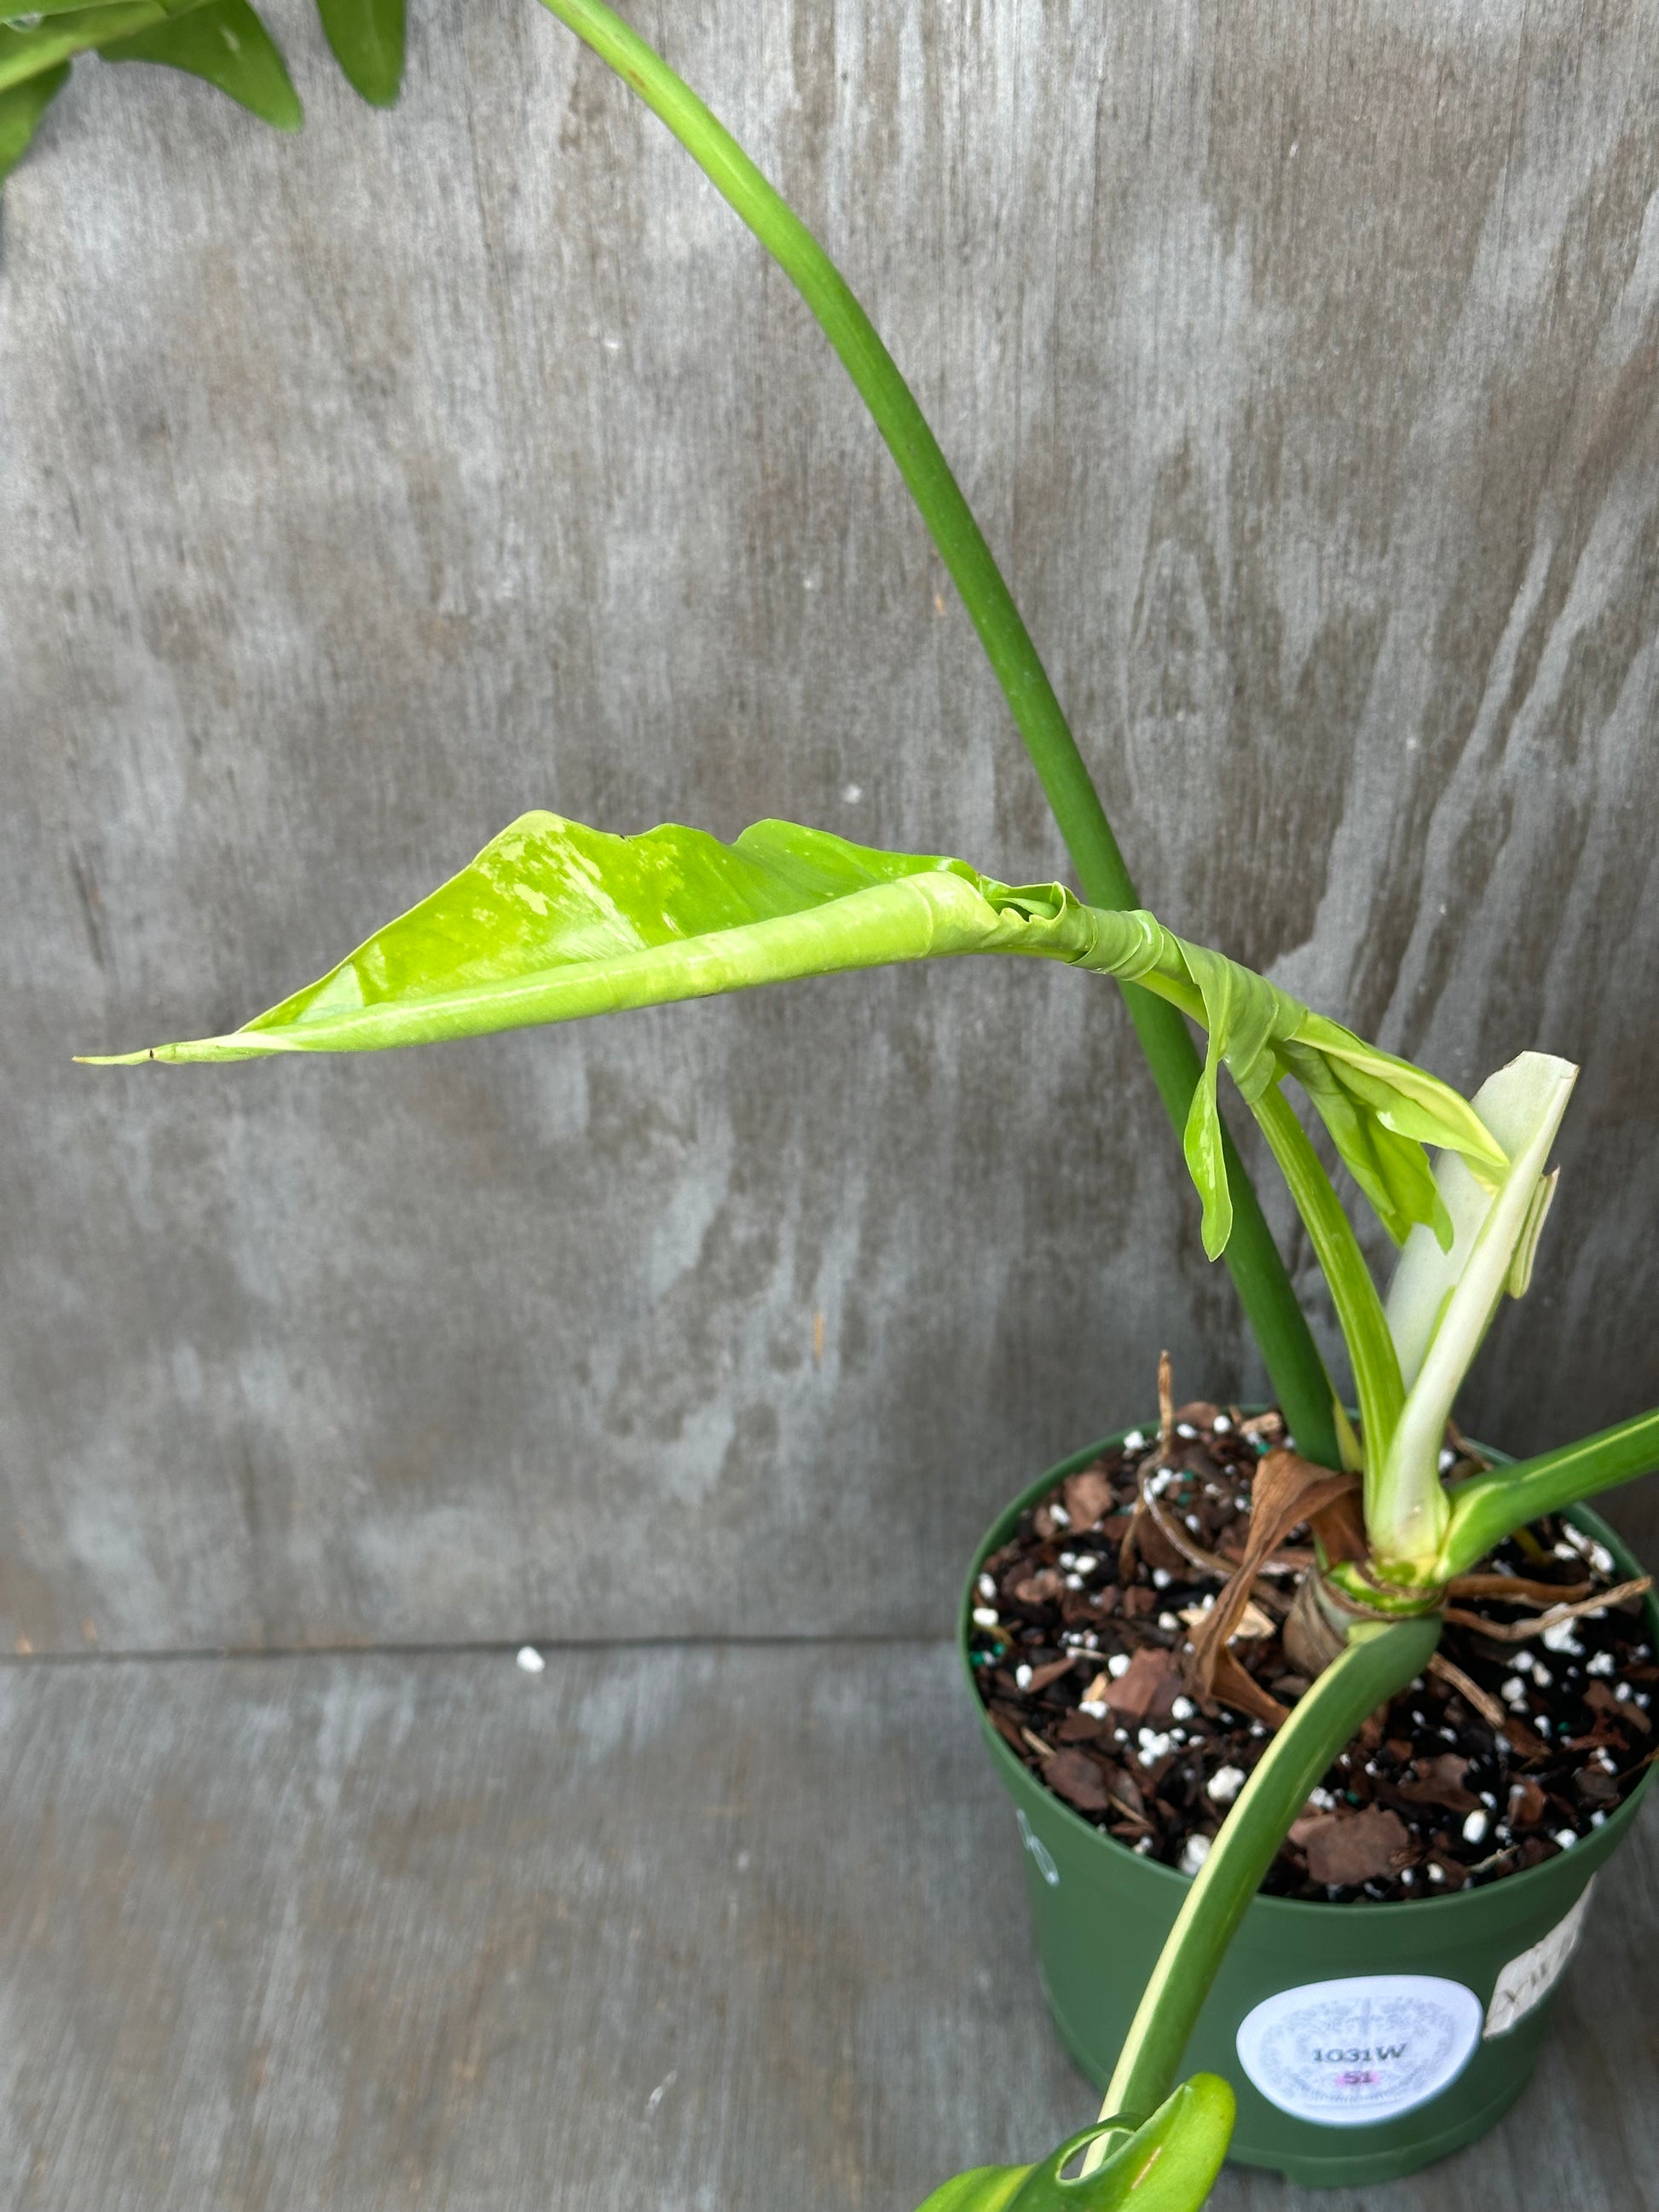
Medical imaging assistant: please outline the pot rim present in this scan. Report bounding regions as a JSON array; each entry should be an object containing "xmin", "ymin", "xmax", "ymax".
[{"xmin": 960, "ymin": 1418, "xmax": 1659, "ymax": 1923}]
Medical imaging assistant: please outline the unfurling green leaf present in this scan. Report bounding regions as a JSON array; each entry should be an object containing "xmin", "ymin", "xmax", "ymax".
[
  {"xmin": 912, "ymin": 2076, "xmax": 1235, "ymax": 2212},
  {"xmin": 0, "ymin": 55, "xmax": 67, "ymax": 177},
  {"xmin": 1367, "ymin": 1051, "xmax": 1578, "ymax": 1575},
  {"xmin": 98, "ymin": 0, "xmax": 298, "ymax": 129},
  {"xmin": 314, "ymin": 0, "xmax": 402, "ymax": 105},
  {"xmin": 83, "ymin": 811, "xmax": 1506, "ymax": 1275}
]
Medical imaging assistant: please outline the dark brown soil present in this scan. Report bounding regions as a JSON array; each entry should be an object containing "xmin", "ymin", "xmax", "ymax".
[{"xmin": 970, "ymin": 1406, "xmax": 1655, "ymax": 1902}]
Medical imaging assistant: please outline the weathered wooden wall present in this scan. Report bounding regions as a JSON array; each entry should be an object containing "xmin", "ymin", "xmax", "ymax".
[{"xmin": 3, "ymin": 0, "xmax": 1658, "ymax": 1653}]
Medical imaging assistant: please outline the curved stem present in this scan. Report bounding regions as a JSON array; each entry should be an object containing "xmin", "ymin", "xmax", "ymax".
[
  {"xmin": 1100, "ymin": 1613, "xmax": 1441, "ymax": 2128},
  {"xmin": 532, "ymin": 0, "xmax": 1337, "ymax": 1466},
  {"xmin": 1438, "ymin": 1408, "xmax": 1659, "ymax": 1581},
  {"xmin": 1251, "ymin": 1085, "xmax": 1403, "ymax": 1472}
]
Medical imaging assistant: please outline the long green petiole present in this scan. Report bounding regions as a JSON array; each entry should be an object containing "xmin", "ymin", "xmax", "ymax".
[
  {"xmin": 1250, "ymin": 1086, "xmax": 1404, "ymax": 1474},
  {"xmin": 1438, "ymin": 1407, "xmax": 1659, "ymax": 1582},
  {"xmin": 530, "ymin": 0, "xmax": 1338, "ymax": 1468},
  {"xmin": 1096, "ymin": 1614, "xmax": 1442, "ymax": 2140}
]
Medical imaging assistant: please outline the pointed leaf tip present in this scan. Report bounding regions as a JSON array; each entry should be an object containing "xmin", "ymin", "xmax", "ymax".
[
  {"xmin": 99, "ymin": 0, "xmax": 302, "ymax": 131},
  {"xmin": 314, "ymin": 0, "xmax": 402, "ymax": 105}
]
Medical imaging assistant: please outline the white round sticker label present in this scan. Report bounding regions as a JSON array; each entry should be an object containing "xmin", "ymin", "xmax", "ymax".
[{"xmin": 1235, "ymin": 1974, "xmax": 1483, "ymax": 2126}]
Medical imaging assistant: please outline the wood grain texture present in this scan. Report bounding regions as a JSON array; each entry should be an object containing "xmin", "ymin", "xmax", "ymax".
[
  {"xmin": 0, "ymin": 1642, "xmax": 1653, "ymax": 2211},
  {"xmin": 1, "ymin": 0, "xmax": 1658, "ymax": 1649}
]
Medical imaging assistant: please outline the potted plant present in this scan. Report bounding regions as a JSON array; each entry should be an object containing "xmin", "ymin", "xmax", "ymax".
[{"xmin": 60, "ymin": 3, "xmax": 1657, "ymax": 2205}]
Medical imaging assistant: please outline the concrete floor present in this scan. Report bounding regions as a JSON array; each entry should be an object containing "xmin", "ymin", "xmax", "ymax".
[{"xmin": 1, "ymin": 1643, "xmax": 1653, "ymax": 2210}]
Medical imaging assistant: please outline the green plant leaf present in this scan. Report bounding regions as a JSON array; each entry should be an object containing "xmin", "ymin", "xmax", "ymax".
[
  {"xmin": 0, "ymin": 53, "xmax": 66, "ymax": 176},
  {"xmin": 914, "ymin": 2077, "xmax": 1235, "ymax": 2212},
  {"xmin": 98, "ymin": 0, "xmax": 298, "ymax": 129},
  {"xmin": 1, "ymin": 0, "xmax": 142, "ymax": 22},
  {"xmin": 82, "ymin": 816, "xmax": 1088, "ymax": 1062},
  {"xmin": 0, "ymin": 0, "xmax": 213, "ymax": 91},
  {"xmin": 83, "ymin": 812, "xmax": 1507, "ymax": 1292},
  {"xmin": 314, "ymin": 0, "xmax": 401, "ymax": 106}
]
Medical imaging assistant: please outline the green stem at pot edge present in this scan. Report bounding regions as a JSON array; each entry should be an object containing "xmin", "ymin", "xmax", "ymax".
[
  {"xmin": 1096, "ymin": 1613, "xmax": 1442, "ymax": 2138},
  {"xmin": 533, "ymin": 0, "xmax": 1338, "ymax": 1469},
  {"xmin": 1438, "ymin": 1406, "xmax": 1659, "ymax": 1583}
]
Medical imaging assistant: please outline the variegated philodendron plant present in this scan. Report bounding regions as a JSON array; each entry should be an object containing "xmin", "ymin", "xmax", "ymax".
[
  {"xmin": 62, "ymin": 0, "xmax": 1659, "ymax": 2204},
  {"xmin": 89, "ymin": 812, "xmax": 1659, "ymax": 2209}
]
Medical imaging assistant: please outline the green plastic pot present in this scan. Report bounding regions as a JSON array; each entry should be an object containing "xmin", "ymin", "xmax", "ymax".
[{"xmin": 962, "ymin": 1428, "xmax": 1657, "ymax": 2188}]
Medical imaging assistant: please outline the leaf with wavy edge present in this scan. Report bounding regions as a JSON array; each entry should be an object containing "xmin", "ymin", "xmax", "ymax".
[
  {"xmin": 913, "ymin": 2076, "xmax": 1235, "ymax": 2211},
  {"xmin": 83, "ymin": 813, "xmax": 1506, "ymax": 1260}
]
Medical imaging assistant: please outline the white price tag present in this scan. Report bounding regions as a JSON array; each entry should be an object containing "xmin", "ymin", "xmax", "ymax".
[{"xmin": 1236, "ymin": 1974, "xmax": 1482, "ymax": 2125}]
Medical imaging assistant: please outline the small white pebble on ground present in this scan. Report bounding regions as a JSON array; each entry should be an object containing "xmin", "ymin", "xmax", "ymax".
[
  {"xmin": 1078, "ymin": 1700, "xmax": 1108, "ymax": 1719},
  {"xmin": 1587, "ymin": 1650, "xmax": 1616, "ymax": 1676},
  {"xmin": 1123, "ymin": 1429, "xmax": 1146, "ymax": 1453},
  {"xmin": 1428, "ymin": 1863, "xmax": 1446, "ymax": 1883},
  {"xmin": 1073, "ymin": 1554, "xmax": 1098, "ymax": 1574},
  {"xmin": 1179, "ymin": 1834, "xmax": 1211, "ymax": 1876},
  {"xmin": 1501, "ymin": 1675, "xmax": 1529, "ymax": 1703},
  {"xmin": 1592, "ymin": 1811, "xmax": 1609, "ymax": 1827},
  {"xmin": 1616, "ymin": 1682, "xmax": 1633, "ymax": 1702},
  {"xmin": 1065, "ymin": 1573, "xmax": 1084, "ymax": 1589},
  {"xmin": 1107, "ymin": 1652, "xmax": 1132, "ymax": 1678},
  {"xmin": 1134, "ymin": 1835, "xmax": 1154, "ymax": 1855},
  {"xmin": 1306, "ymin": 1787, "xmax": 1337, "ymax": 1811},
  {"xmin": 1059, "ymin": 1552, "xmax": 1078, "ymax": 1568},
  {"xmin": 1207, "ymin": 1764, "xmax": 1246, "ymax": 1805},
  {"xmin": 1176, "ymin": 1423, "xmax": 1198, "ymax": 1440},
  {"xmin": 1159, "ymin": 1611, "xmax": 1181, "ymax": 1632},
  {"xmin": 1529, "ymin": 1660, "xmax": 1552, "ymax": 1688},
  {"xmin": 516, "ymin": 1646, "xmax": 545, "ymax": 1674},
  {"xmin": 1137, "ymin": 1729, "xmax": 1173, "ymax": 1759},
  {"xmin": 977, "ymin": 1573, "xmax": 997, "ymax": 1602},
  {"xmin": 972, "ymin": 1607, "xmax": 999, "ymax": 1629},
  {"xmin": 1152, "ymin": 1568, "xmax": 1172, "ymax": 1589},
  {"xmin": 1462, "ymin": 1809, "xmax": 1488, "ymax": 1845},
  {"xmin": 1049, "ymin": 1505, "xmax": 1071, "ymax": 1527},
  {"xmin": 1542, "ymin": 1620, "xmax": 1584, "ymax": 1654},
  {"xmin": 1171, "ymin": 1696, "xmax": 1195, "ymax": 1722},
  {"xmin": 1439, "ymin": 1447, "xmax": 1457, "ymax": 1473},
  {"xmin": 1553, "ymin": 1829, "xmax": 1579, "ymax": 1850},
  {"xmin": 1014, "ymin": 1664, "xmax": 1033, "ymax": 1689},
  {"xmin": 1213, "ymin": 1414, "xmax": 1232, "ymax": 1433}
]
